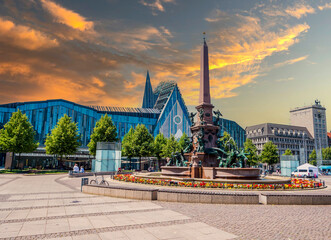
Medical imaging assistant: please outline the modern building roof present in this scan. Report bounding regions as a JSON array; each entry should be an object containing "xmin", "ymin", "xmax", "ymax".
[
  {"xmin": 153, "ymin": 81, "xmax": 177, "ymax": 110},
  {"xmin": 89, "ymin": 105, "xmax": 160, "ymax": 114},
  {"xmin": 290, "ymin": 100, "xmax": 326, "ymax": 112},
  {"xmin": 246, "ymin": 123, "xmax": 313, "ymax": 139}
]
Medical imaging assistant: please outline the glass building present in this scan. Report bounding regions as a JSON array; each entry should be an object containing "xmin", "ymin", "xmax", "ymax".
[
  {"xmin": 0, "ymin": 71, "xmax": 245, "ymax": 167},
  {"xmin": 217, "ymin": 118, "xmax": 246, "ymax": 149},
  {"xmin": 0, "ymin": 72, "xmax": 191, "ymax": 147}
]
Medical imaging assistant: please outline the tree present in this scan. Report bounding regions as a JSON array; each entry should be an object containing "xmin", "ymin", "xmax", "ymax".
[
  {"xmin": 45, "ymin": 114, "xmax": 80, "ymax": 167},
  {"xmin": 178, "ymin": 132, "xmax": 190, "ymax": 151},
  {"xmin": 161, "ymin": 135, "xmax": 180, "ymax": 158},
  {"xmin": 322, "ymin": 147, "xmax": 331, "ymax": 160},
  {"xmin": 0, "ymin": 110, "xmax": 38, "ymax": 170},
  {"xmin": 219, "ymin": 131, "xmax": 237, "ymax": 152},
  {"xmin": 154, "ymin": 133, "xmax": 167, "ymax": 170},
  {"xmin": 260, "ymin": 141, "xmax": 279, "ymax": 167},
  {"xmin": 122, "ymin": 127, "xmax": 135, "ymax": 170},
  {"xmin": 283, "ymin": 149, "xmax": 293, "ymax": 156},
  {"xmin": 243, "ymin": 138, "xmax": 259, "ymax": 167},
  {"xmin": 309, "ymin": 149, "xmax": 316, "ymax": 161},
  {"xmin": 88, "ymin": 114, "xmax": 118, "ymax": 156},
  {"xmin": 132, "ymin": 124, "xmax": 154, "ymax": 170}
]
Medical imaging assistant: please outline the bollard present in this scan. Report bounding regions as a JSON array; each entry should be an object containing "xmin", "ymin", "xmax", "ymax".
[
  {"xmin": 81, "ymin": 178, "xmax": 89, "ymax": 192},
  {"xmin": 323, "ymin": 181, "xmax": 325, "ymax": 187}
]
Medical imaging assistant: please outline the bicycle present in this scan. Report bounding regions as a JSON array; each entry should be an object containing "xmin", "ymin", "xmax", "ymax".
[{"xmin": 89, "ymin": 174, "xmax": 109, "ymax": 186}]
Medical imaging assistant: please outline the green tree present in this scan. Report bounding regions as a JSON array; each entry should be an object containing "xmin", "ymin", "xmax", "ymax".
[
  {"xmin": 154, "ymin": 133, "xmax": 167, "ymax": 170},
  {"xmin": 132, "ymin": 124, "xmax": 154, "ymax": 170},
  {"xmin": 322, "ymin": 147, "xmax": 331, "ymax": 160},
  {"xmin": 88, "ymin": 114, "xmax": 118, "ymax": 156},
  {"xmin": 0, "ymin": 110, "xmax": 38, "ymax": 170},
  {"xmin": 260, "ymin": 141, "xmax": 279, "ymax": 167},
  {"xmin": 122, "ymin": 127, "xmax": 135, "ymax": 170},
  {"xmin": 243, "ymin": 138, "xmax": 259, "ymax": 167},
  {"xmin": 283, "ymin": 149, "xmax": 293, "ymax": 156},
  {"xmin": 219, "ymin": 131, "xmax": 237, "ymax": 152},
  {"xmin": 45, "ymin": 114, "xmax": 80, "ymax": 167},
  {"xmin": 178, "ymin": 132, "xmax": 190, "ymax": 151},
  {"xmin": 309, "ymin": 149, "xmax": 316, "ymax": 161},
  {"xmin": 161, "ymin": 135, "xmax": 180, "ymax": 158}
]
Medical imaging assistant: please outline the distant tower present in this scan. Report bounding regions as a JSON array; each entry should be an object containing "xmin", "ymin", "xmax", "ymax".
[
  {"xmin": 290, "ymin": 100, "xmax": 328, "ymax": 149},
  {"xmin": 142, "ymin": 70, "xmax": 155, "ymax": 108}
]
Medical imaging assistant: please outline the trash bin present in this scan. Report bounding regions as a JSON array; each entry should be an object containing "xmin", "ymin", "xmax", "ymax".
[{"xmin": 81, "ymin": 178, "xmax": 89, "ymax": 192}]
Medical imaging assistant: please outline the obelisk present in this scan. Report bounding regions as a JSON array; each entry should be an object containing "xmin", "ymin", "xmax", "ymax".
[
  {"xmin": 196, "ymin": 37, "xmax": 214, "ymax": 126},
  {"xmin": 189, "ymin": 37, "xmax": 220, "ymax": 178}
]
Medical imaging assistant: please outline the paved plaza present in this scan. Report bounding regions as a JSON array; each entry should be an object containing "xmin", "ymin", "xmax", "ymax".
[
  {"xmin": 0, "ymin": 174, "xmax": 236, "ymax": 240},
  {"xmin": 0, "ymin": 174, "xmax": 330, "ymax": 240}
]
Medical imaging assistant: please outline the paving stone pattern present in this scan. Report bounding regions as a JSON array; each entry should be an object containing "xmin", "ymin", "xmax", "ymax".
[
  {"xmin": 157, "ymin": 202, "xmax": 331, "ymax": 240},
  {"xmin": 0, "ymin": 174, "xmax": 237, "ymax": 240}
]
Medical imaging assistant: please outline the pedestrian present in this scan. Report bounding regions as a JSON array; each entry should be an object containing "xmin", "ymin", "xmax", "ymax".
[
  {"xmin": 80, "ymin": 166, "xmax": 84, "ymax": 173},
  {"xmin": 73, "ymin": 164, "xmax": 79, "ymax": 173}
]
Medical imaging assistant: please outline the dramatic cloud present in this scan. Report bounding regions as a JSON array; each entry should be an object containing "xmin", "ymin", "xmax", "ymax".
[
  {"xmin": 140, "ymin": 0, "xmax": 175, "ymax": 15},
  {"xmin": 0, "ymin": 17, "xmax": 58, "ymax": 50},
  {"xmin": 0, "ymin": 0, "xmax": 318, "ymax": 110},
  {"xmin": 176, "ymin": 11, "xmax": 311, "ymax": 104},
  {"xmin": 40, "ymin": 0, "xmax": 94, "ymax": 31},
  {"xmin": 285, "ymin": 3, "xmax": 315, "ymax": 19},
  {"xmin": 274, "ymin": 55, "xmax": 308, "ymax": 68},
  {"xmin": 318, "ymin": 3, "xmax": 331, "ymax": 10},
  {"xmin": 261, "ymin": 2, "xmax": 315, "ymax": 19}
]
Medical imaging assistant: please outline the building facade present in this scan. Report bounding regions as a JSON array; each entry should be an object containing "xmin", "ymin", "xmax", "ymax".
[
  {"xmin": 0, "ymin": 71, "xmax": 246, "ymax": 168},
  {"xmin": 246, "ymin": 123, "xmax": 314, "ymax": 161},
  {"xmin": 290, "ymin": 100, "xmax": 328, "ymax": 149},
  {"xmin": 217, "ymin": 118, "xmax": 246, "ymax": 149}
]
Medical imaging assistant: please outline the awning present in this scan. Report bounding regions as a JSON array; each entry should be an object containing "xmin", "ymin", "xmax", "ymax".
[{"xmin": 319, "ymin": 166, "xmax": 331, "ymax": 170}]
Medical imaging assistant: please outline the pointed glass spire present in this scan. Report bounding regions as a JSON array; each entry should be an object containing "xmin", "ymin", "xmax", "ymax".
[{"xmin": 142, "ymin": 70, "xmax": 155, "ymax": 108}]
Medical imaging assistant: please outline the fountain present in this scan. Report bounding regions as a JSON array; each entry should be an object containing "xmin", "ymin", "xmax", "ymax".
[{"xmin": 161, "ymin": 37, "xmax": 260, "ymax": 180}]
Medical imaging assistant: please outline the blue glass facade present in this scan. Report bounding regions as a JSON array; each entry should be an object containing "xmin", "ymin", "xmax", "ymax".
[
  {"xmin": 217, "ymin": 118, "xmax": 246, "ymax": 149},
  {"xmin": 0, "ymin": 72, "xmax": 244, "ymax": 150},
  {"xmin": 0, "ymin": 100, "xmax": 160, "ymax": 147}
]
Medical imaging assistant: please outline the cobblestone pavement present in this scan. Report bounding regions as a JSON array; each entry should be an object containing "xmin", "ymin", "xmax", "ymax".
[
  {"xmin": 157, "ymin": 202, "xmax": 331, "ymax": 240},
  {"xmin": 0, "ymin": 174, "xmax": 236, "ymax": 240},
  {"xmin": 61, "ymin": 175, "xmax": 331, "ymax": 240}
]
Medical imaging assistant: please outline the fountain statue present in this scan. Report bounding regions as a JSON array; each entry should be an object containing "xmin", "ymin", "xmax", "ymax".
[{"xmin": 161, "ymin": 37, "xmax": 260, "ymax": 180}]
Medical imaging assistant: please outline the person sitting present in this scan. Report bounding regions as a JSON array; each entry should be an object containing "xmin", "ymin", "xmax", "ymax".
[
  {"xmin": 79, "ymin": 166, "xmax": 84, "ymax": 173},
  {"xmin": 73, "ymin": 164, "xmax": 79, "ymax": 173}
]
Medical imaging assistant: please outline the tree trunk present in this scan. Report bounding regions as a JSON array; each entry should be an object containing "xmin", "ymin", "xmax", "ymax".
[
  {"xmin": 60, "ymin": 155, "xmax": 63, "ymax": 170},
  {"xmin": 18, "ymin": 153, "xmax": 21, "ymax": 170},
  {"xmin": 10, "ymin": 153, "xmax": 14, "ymax": 171},
  {"xmin": 158, "ymin": 158, "xmax": 161, "ymax": 172}
]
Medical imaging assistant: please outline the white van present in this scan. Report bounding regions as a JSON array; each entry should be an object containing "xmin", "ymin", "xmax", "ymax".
[{"xmin": 291, "ymin": 163, "xmax": 318, "ymax": 178}]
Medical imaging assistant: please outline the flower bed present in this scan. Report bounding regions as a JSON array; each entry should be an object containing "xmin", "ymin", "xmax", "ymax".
[{"xmin": 113, "ymin": 174, "xmax": 323, "ymax": 190}]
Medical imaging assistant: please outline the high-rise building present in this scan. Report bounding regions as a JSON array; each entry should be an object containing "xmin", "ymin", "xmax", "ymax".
[{"xmin": 290, "ymin": 100, "xmax": 328, "ymax": 149}]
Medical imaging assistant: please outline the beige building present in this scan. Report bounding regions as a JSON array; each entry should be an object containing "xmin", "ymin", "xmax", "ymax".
[
  {"xmin": 290, "ymin": 100, "xmax": 327, "ymax": 149},
  {"xmin": 246, "ymin": 123, "xmax": 314, "ymax": 159}
]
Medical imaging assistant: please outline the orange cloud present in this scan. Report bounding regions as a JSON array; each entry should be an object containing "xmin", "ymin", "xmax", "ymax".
[
  {"xmin": 0, "ymin": 17, "xmax": 58, "ymax": 50},
  {"xmin": 318, "ymin": 3, "xmax": 331, "ymax": 11},
  {"xmin": 285, "ymin": 4, "xmax": 315, "ymax": 18},
  {"xmin": 140, "ymin": 0, "xmax": 175, "ymax": 15},
  {"xmin": 274, "ymin": 55, "xmax": 308, "ymax": 68},
  {"xmin": 40, "ymin": 0, "xmax": 93, "ymax": 31},
  {"xmin": 164, "ymin": 20, "xmax": 310, "ymax": 105},
  {"xmin": 0, "ymin": 63, "xmax": 31, "ymax": 76}
]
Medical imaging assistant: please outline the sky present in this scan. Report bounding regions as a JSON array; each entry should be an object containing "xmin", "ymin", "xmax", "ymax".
[{"xmin": 1, "ymin": 0, "xmax": 331, "ymax": 129}]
